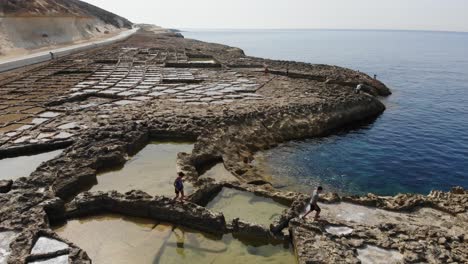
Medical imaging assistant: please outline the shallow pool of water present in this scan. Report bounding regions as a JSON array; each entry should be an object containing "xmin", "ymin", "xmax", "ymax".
[
  {"xmin": 0, "ymin": 149, "xmax": 63, "ymax": 181},
  {"xmin": 199, "ymin": 163, "xmax": 238, "ymax": 182},
  {"xmin": 205, "ymin": 188, "xmax": 288, "ymax": 226},
  {"xmin": 54, "ymin": 214, "xmax": 295, "ymax": 264},
  {"xmin": 89, "ymin": 142, "xmax": 194, "ymax": 197},
  {"xmin": 324, "ymin": 226, "xmax": 353, "ymax": 236}
]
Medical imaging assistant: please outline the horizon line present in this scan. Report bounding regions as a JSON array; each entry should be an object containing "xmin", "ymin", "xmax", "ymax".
[{"xmin": 174, "ymin": 27, "xmax": 468, "ymax": 34}]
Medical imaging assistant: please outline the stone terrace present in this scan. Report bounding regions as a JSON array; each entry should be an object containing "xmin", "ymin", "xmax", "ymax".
[
  {"xmin": 2, "ymin": 27, "xmax": 464, "ymax": 264},
  {"xmin": 0, "ymin": 39, "xmax": 271, "ymax": 151}
]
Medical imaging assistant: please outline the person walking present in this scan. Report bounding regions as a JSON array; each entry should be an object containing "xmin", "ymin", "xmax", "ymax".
[
  {"xmin": 173, "ymin": 172, "xmax": 185, "ymax": 201},
  {"xmin": 302, "ymin": 186, "xmax": 323, "ymax": 221}
]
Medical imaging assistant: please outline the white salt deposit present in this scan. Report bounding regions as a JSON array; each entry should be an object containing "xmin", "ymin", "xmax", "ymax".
[{"xmin": 357, "ymin": 245, "xmax": 403, "ymax": 264}]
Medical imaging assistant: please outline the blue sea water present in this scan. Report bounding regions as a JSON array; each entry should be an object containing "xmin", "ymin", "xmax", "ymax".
[{"xmin": 183, "ymin": 29, "xmax": 468, "ymax": 195}]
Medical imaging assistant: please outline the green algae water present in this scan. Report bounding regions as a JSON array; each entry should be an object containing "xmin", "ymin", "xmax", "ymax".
[
  {"xmin": 54, "ymin": 214, "xmax": 295, "ymax": 264},
  {"xmin": 0, "ymin": 149, "xmax": 62, "ymax": 181},
  {"xmin": 89, "ymin": 142, "xmax": 194, "ymax": 197},
  {"xmin": 183, "ymin": 29, "xmax": 468, "ymax": 195},
  {"xmin": 206, "ymin": 188, "xmax": 288, "ymax": 226}
]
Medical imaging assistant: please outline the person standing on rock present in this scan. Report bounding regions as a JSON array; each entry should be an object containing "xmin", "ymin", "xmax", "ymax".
[
  {"xmin": 173, "ymin": 172, "xmax": 186, "ymax": 201},
  {"xmin": 302, "ymin": 186, "xmax": 323, "ymax": 221},
  {"xmin": 264, "ymin": 63, "xmax": 269, "ymax": 75}
]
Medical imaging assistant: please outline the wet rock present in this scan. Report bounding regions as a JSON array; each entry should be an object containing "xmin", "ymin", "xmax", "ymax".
[
  {"xmin": 270, "ymin": 196, "xmax": 307, "ymax": 234},
  {"xmin": 231, "ymin": 218, "xmax": 280, "ymax": 242},
  {"xmin": 0, "ymin": 180, "xmax": 13, "ymax": 193},
  {"xmin": 342, "ymin": 186, "xmax": 468, "ymax": 214},
  {"xmin": 40, "ymin": 198, "xmax": 66, "ymax": 222},
  {"xmin": 450, "ymin": 186, "xmax": 466, "ymax": 195},
  {"xmin": 189, "ymin": 182, "xmax": 223, "ymax": 206},
  {"xmin": 53, "ymin": 168, "xmax": 96, "ymax": 199}
]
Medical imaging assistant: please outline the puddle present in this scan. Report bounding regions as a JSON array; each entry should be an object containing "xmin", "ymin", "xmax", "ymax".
[
  {"xmin": 0, "ymin": 113, "xmax": 28, "ymax": 124},
  {"xmin": 0, "ymin": 123, "xmax": 25, "ymax": 133},
  {"xmin": 2, "ymin": 106, "xmax": 31, "ymax": 112},
  {"xmin": 206, "ymin": 188, "xmax": 288, "ymax": 226},
  {"xmin": 39, "ymin": 112, "xmax": 61, "ymax": 118},
  {"xmin": 188, "ymin": 57, "xmax": 217, "ymax": 64},
  {"xmin": 199, "ymin": 163, "xmax": 238, "ymax": 182},
  {"xmin": 190, "ymin": 59, "xmax": 217, "ymax": 64},
  {"xmin": 324, "ymin": 226, "xmax": 353, "ymax": 236},
  {"xmin": 23, "ymin": 107, "xmax": 45, "ymax": 114},
  {"xmin": 0, "ymin": 231, "xmax": 17, "ymax": 263},
  {"xmin": 357, "ymin": 245, "xmax": 403, "ymax": 264},
  {"xmin": 31, "ymin": 118, "xmax": 49, "ymax": 125},
  {"xmin": 89, "ymin": 142, "xmax": 194, "ymax": 197},
  {"xmin": 0, "ymin": 149, "xmax": 63, "ymax": 181},
  {"xmin": 54, "ymin": 214, "xmax": 295, "ymax": 264}
]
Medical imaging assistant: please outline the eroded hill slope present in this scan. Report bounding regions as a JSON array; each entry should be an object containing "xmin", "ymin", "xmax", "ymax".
[{"xmin": 0, "ymin": 0, "xmax": 132, "ymax": 57}]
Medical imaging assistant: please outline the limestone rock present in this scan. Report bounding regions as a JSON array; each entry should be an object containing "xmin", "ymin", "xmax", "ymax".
[{"xmin": 0, "ymin": 180, "xmax": 13, "ymax": 193}]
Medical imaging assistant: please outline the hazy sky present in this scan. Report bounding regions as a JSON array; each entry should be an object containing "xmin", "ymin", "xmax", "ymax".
[{"xmin": 85, "ymin": 0, "xmax": 468, "ymax": 32}]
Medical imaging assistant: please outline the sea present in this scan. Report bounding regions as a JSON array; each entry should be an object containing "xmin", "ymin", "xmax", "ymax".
[{"xmin": 183, "ymin": 29, "xmax": 468, "ymax": 196}]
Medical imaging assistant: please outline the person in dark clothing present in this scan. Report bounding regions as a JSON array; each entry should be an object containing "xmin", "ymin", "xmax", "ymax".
[
  {"xmin": 173, "ymin": 172, "xmax": 185, "ymax": 201},
  {"xmin": 302, "ymin": 186, "xmax": 323, "ymax": 221}
]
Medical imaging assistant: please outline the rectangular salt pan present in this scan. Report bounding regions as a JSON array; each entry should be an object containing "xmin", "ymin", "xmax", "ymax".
[{"xmin": 206, "ymin": 188, "xmax": 288, "ymax": 227}]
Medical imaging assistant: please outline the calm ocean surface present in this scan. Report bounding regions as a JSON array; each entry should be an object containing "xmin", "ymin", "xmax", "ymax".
[{"xmin": 183, "ymin": 29, "xmax": 468, "ymax": 195}]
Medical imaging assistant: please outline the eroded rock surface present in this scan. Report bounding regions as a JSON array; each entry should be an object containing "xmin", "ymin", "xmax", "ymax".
[
  {"xmin": 63, "ymin": 191, "xmax": 227, "ymax": 235},
  {"xmin": 0, "ymin": 26, "xmax": 465, "ymax": 264},
  {"xmin": 290, "ymin": 188, "xmax": 468, "ymax": 264}
]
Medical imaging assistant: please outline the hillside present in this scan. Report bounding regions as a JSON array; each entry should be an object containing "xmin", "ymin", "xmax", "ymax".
[{"xmin": 0, "ymin": 0, "xmax": 132, "ymax": 57}]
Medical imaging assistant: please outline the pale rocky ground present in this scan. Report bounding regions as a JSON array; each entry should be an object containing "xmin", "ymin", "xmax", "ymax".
[{"xmin": 0, "ymin": 27, "xmax": 465, "ymax": 264}]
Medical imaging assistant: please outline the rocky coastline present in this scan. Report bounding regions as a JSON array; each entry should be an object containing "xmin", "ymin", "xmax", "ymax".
[{"xmin": 0, "ymin": 27, "xmax": 466, "ymax": 263}]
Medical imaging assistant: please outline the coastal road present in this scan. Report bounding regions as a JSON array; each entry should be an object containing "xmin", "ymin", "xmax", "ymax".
[{"xmin": 0, "ymin": 27, "xmax": 139, "ymax": 73}]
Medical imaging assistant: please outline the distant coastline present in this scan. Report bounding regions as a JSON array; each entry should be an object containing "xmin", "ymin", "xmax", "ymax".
[{"xmin": 181, "ymin": 27, "xmax": 468, "ymax": 34}]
